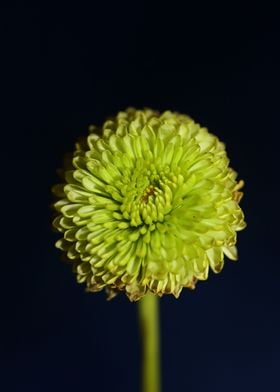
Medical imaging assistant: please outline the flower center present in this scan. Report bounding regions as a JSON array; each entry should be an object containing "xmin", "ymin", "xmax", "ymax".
[
  {"xmin": 120, "ymin": 163, "xmax": 178, "ymax": 227},
  {"xmin": 141, "ymin": 185, "xmax": 156, "ymax": 203}
]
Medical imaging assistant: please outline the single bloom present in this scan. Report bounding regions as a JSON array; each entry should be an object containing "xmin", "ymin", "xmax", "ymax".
[{"xmin": 52, "ymin": 108, "xmax": 246, "ymax": 301}]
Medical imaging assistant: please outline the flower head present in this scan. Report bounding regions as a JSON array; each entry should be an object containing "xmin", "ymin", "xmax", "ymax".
[{"xmin": 52, "ymin": 108, "xmax": 246, "ymax": 301}]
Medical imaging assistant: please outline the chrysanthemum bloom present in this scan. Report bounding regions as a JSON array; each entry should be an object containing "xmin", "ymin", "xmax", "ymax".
[{"xmin": 52, "ymin": 108, "xmax": 246, "ymax": 301}]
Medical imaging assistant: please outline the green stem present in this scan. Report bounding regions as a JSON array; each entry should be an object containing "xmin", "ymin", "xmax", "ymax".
[{"xmin": 138, "ymin": 293, "xmax": 161, "ymax": 392}]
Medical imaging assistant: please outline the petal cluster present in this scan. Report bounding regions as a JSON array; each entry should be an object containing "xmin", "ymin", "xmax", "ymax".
[{"xmin": 52, "ymin": 108, "xmax": 246, "ymax": 301}]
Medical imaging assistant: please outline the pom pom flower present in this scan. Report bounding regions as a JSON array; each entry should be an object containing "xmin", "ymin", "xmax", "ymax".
[{"xmin": 52, "ymin": 108, "xmax": 246, "ymax": 301}]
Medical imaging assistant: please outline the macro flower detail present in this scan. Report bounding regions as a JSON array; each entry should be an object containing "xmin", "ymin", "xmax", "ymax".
[{"xmin": 52, "ymin": 108, "xmax": 246, "ymax": 301}]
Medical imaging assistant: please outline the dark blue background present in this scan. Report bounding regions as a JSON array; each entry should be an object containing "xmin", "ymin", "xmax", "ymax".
[{"xmin": 2, "ymin": 5, "xmax": 279, "ymax": 391}]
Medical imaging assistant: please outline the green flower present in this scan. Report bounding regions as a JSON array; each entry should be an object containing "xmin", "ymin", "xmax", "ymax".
[{"xmin": 52, "ymin": 108, "xmax": 246, "ymax": 301}]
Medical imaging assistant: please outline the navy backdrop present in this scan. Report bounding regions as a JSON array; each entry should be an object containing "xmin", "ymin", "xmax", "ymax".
[{"xmin": 1, "ymin": 5, "xmax": 279, "ymax": 392}]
